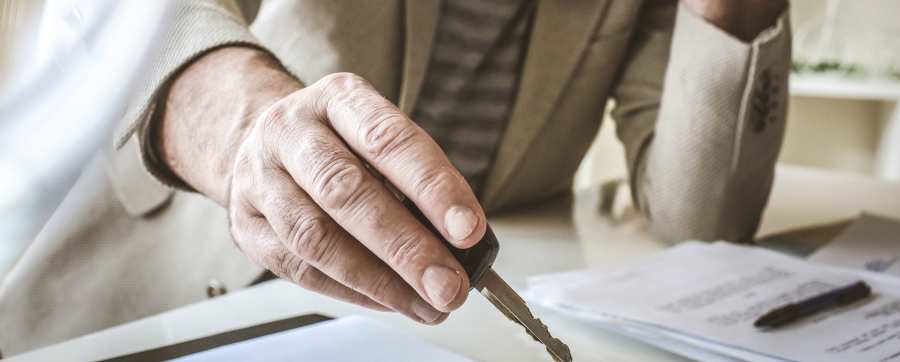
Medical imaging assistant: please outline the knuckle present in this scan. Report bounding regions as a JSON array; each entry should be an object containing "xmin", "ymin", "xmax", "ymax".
[
  {"xmin": 264, "ymin": 247, "xmax": 300, "ymax": 280},
  {"xmin": 312, "ymin": 158, "xmax": 375, "ymax": 211},
  {"xmin": 334, "ymin": 262, "xmax": 365, "ymax": 291},
  {"xmin": 231, "ymin": 149, "xmax": 257, "ymax": 185},
  {"xmin": 384, "ymin": 228, "xmax": 425, "ymax": 269},
  {"xmin": 258, "ymin": 102, "xmax": 290, "ymax": 138},
  {"xmin": 287, "ymin": 215, "xmax": 335, "ymax": 264},
  {"xmin": 255, "ymin": 94, "xmax": 319, "ymax": 157},
  {"xmin": 256, "ymin": 104, "xmax": 298, "ymax": 159},
  {"xmin": 258, "ymin": 186, "xmax": 291, "ymax": 218},
  {"xmin": 359, "ymin": 111, "xmax": 419, "ymax": 161},
  {"xmin": 296, "ymin": 133, "xmax": 340, "ymax": 166},
  {"xmin": 368, "ymin": 269, "xmax": 400, "ymax": 302},
  {"xmin": 318, "ymin": 72, "xmax": 368, "ymax": 95},
  {"xmin": 292, "ymin": 261, "xmax": 320, "ymax": 289},
  {"xmin": 412, "ymin": 165, "xmax": 458, "ymax": 198}
]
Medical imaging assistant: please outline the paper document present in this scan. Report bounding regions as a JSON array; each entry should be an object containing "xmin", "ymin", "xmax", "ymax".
[
  {"xmin": 810, "ymin": 213, "xmax": 900, "ymax": 277},
  {"xmin": 528, "ymin": 242, "xmax": 900, "ymax": 362},
  {"xmin": 172, "ymin": 316, "xmax": 473, "ymax": 362}
]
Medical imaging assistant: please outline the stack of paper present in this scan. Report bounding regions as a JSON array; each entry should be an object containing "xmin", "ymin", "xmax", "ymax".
[
  {"xmin": 526, "ymin": 242, "xmax": 900, "ymax": 362},
  {"xmin": 810, "ymin": 213, "xmax": 900, "ymax": 277}
]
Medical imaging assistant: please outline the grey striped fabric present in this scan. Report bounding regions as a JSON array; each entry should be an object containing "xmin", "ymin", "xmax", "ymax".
[{"xmin": 412, "ymin": 0, "xmax": 534, "ymax": 195}]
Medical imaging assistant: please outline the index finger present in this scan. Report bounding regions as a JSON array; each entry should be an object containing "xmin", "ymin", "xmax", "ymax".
[{"xmin": 312, "ymin": 73, "xmax": 487, "ymax": 248}]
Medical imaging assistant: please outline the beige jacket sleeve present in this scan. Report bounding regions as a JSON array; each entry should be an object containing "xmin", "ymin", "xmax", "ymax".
[
  {"xmin": 114, "ymin": 0, "xmax": 264, "ymax": 187},
  {"xmin": 611, "ymin": 2, "xmax": 791, "ymax": 243}
]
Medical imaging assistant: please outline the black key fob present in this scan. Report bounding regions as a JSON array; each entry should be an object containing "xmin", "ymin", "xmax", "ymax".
[{"xmin": 402, "ymin": 198, "xmax": 499, "ymax": 288}]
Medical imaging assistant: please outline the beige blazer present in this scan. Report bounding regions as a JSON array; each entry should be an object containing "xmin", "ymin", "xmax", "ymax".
[{"xmin": 0, "ymin": 0, "xmax": 790, "ymax": 355}]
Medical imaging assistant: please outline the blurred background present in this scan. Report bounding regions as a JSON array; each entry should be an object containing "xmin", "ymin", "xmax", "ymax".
[
  {"xmin": 578, "ymin": 0, "xmax": 900, "ymax": 186},
  {"xmin": 1, "ymin": 0, "xmax": 168, "ymax": 277},
  {"xmin": 2, "ymin": 0, "xmax": 47, "ymax": 279},
  {"xmin": 1, "ymin": 0, "xmax": 899, "ymax": 279}
]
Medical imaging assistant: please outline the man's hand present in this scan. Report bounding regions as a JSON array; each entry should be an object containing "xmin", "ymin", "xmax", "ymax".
[
  {"xmin": 681, "ymin": 0, "xmax": 787, "ymax": 42},
  {"xmin": 155, "ymin": 47, "xmax": 487, "ymax": 324}
]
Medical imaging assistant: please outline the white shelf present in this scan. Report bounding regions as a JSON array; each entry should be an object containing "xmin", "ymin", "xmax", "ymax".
[{"xmin": 789, "ymin": 74, "xmax": 900, "ymax": 101}]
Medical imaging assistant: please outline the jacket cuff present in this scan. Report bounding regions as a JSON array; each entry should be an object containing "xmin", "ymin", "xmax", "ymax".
[
  {"xmin": 670, "ymin": 2, "xmax": 791, "ymax": 174},
  {"xmin": 633, "ymin": 4, "xmax": 790, "ymax": 241},
  {"xmin": 113, "ymin": 1, "xmax": 266, "ymax": 191},
  {"xmin": 659, "ymin": 2, "xmax": 791, "ymax": 161}
]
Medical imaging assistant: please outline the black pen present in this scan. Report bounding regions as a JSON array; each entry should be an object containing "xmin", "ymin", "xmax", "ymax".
[{"xmin": 753, "ymin": 280, "xmax": 872, "ymax": 329}]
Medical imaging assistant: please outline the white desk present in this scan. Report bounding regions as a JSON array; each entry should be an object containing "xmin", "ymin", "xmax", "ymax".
[{"xmin": 10, "ymin": 165, "xmax": 900, "ymax": 362}]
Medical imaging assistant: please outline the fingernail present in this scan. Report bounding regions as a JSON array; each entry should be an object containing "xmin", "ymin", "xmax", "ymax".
[
  {"xmin": 444, "ymin": 205, "xmax": 478, "ymax": 243},
  {"xmin": 411, "ymin": 299, "xmax": 445, "ymax": 324},
  {"xmin": 423, "ymin": 265, "xmax": 462, "ymax": 309}
]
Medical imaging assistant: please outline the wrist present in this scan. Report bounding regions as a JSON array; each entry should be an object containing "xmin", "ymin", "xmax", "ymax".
[
  {"xmin": 155, "ymin": 46, "xmax": 302, "ymax": 205},
  {"xmin": 681, "ymin": 0, "xmax": 787, "ymax": 42}
]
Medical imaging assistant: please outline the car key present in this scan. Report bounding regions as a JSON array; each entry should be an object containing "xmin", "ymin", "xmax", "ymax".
[{"xmin": 403, "ymin": 198, "xmax": 573, "ymax": 362}]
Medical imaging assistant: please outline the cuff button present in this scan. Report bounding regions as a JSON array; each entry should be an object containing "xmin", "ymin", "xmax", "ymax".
[{"xmin": 206, "ymin": 279, "xmax": 228, "ymax": 298}]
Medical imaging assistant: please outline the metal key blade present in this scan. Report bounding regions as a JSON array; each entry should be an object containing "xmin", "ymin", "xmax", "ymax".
[{"xmin": 476, "ymin": 268, "xmax": 572, "ymax": 362}]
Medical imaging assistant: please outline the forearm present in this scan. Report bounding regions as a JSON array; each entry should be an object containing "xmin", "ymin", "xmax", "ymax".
[
  {"xmin": 153, "ymin": 46, "xmax": 302, "ymax": 205},
  {"xmin": 628, "ymin": 3, "xmax": 791, "ymax": 242}
]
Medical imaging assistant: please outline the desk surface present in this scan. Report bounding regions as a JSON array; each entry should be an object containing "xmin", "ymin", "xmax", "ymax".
[{"xmin": 10, "ymin": 165, "xmax": 900, "ymax": 362}]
